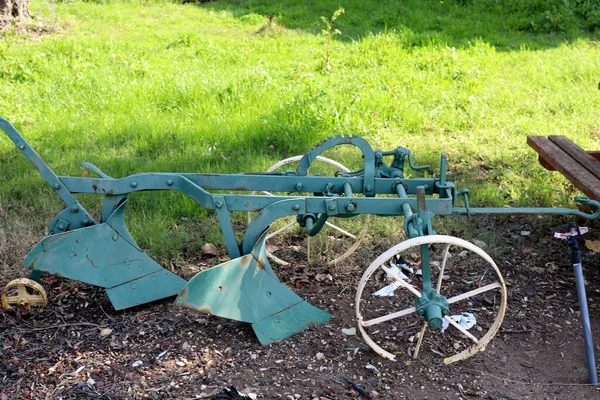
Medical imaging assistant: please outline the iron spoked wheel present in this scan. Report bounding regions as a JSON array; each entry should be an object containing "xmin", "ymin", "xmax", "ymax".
[
  {"xmin": 250, "ymin": 155, "xmax": 370, "ymax": 267},
  {"xmin": 356, "ymin": 235, "xmax": 507, "ymax": 364}
]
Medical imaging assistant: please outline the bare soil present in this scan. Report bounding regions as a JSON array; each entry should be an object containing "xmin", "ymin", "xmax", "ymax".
[{"xmin": 1, "ymin": 216, "xmax": 600, "ymax": 399}]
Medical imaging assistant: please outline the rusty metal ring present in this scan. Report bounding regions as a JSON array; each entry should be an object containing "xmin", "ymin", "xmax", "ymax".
[{"xmin": 1, "ymin": 278, "xmax": 48, "ymax": 312}]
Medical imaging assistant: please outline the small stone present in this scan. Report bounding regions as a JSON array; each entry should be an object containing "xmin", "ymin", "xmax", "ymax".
[
  {"xmin": 182, "ymin": 342, "xmax": 191, "ymax": 350},
  {"xmin": 202, "ymin": 243, "xmax": 218, "ymax": 255},
  {"xmin": 132, "ymin": 360, "xmax": 143, "ymax": 368},
  {"xmin": 99, "ymin": 328, "xmax": 113, "ymax": 338},
  {"xmin": 176, "ymin": 361, "xmax": 186, "ymax": 367},
  {"xmin": 342, "ymin": 327, "xmax": 356, "ymax": 336},
  {"xmin": 316, "ymin": 352, "xmax": 324, "ymax": 360},
  {"xmin": 86, "ymin": 378, "xmax": 95, "ymax": 386}
]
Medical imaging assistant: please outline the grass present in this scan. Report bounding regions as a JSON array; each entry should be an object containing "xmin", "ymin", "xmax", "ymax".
[{"xmin": 0, "ymin": 0, "xmax": 599, "ymax": 260}]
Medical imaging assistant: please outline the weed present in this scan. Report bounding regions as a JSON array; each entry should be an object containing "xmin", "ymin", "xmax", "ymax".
[{"xmin": 320, "ymin": 7, "xmax": 345, "ymax": 72}]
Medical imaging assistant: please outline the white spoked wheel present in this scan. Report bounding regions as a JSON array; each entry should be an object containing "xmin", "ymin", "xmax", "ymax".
[
  {"xmin": 356, "ymin": 235, "xmax": 507, "ymax": 364},
  {"xmin": 250, "ymin": 155, "xmax": 370, "ymax": 266}
]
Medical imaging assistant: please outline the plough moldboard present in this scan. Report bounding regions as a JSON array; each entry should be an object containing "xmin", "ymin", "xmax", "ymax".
[{"xmin": 1, "ymin": 117, "xmax": 600, "ymax": 370}]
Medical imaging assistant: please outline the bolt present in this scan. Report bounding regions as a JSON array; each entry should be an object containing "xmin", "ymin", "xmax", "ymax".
[
  {"xmin": 418, "ymin": 309, "xmax": 425, "ymax": 316},
  {"xmin": 82, "ymin": 219, "xmax": 89, "ymax": 226},
  {"xmin": 293, "ymin": 205, "xmax": 300, "ymax": 211},
  {"xmin": 328, "ymin": 204, "xmax": 336, "ymax": 211},
  {"xmin": 167, "ymin": 179, "xmax": 174, "ymax": 186},
  {"xmin": 365, "ymin": 185, "xmax": 372, "ymax": 192},
  {"xmin": 58, "ymin": 224, "xmax": 65, "ymax": 230},
  {"xmin": 71, "ymin": 206, "xmax": 79, "ymax": 213},
  {"xmin": 112, "ymin": 234, "xmax": 119, "ymax": 241},
  {"xmin": 130, "ymin": 181, "xmax": 138, "ymax": 188},
  {"xmin": 53, "ymin": 184, "xmax": 60, "ymax": 190},
  {"xmin": 296, "ymin": 183, "xmax": 303, "ymax": 191},
  {"xmin": 19, "ymin": 144, "xmax": 25, "ymax": 150},
  {"xmin": 345, "ymin": 202, "xmax": 356, "ymax": 212},
  {"xmin": 215, "ymin": 201, "xmax": 223, "ymax": 209}
]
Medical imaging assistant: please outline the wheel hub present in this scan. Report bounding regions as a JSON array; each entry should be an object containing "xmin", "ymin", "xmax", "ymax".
[{"xmin": 415, "ymin": 289, "xmax": 449, "ymax": 330}]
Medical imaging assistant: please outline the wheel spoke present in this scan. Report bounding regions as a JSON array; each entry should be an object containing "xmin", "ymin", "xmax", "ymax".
[
  {"xmin": 413, "ymin": 323, "xmax": 428, "ymax": 359},
  {"xmin": 381, "ymin": 265, "xmax": 421, "ymax": 298},
  {"xmin": 447, "ymin": 282, "xmax": 502, "ymax": 305},
  {"xmin": 324, "ymin": 221, "xmax": 357, "ymax": 240},
  {"xmin": 436, "ymin": 244, "xmax": 451, "ymax": 293},
  {"xmin": 361, "ymin": 306, "xmax": 417, "ymax": 327},
  {"xmin": 265, "ymin": 220, "xmax": 297, "ymax": 240},
  {"xmin": 444, "ymin": 316, "xmax": 479, "ymax": 343}
]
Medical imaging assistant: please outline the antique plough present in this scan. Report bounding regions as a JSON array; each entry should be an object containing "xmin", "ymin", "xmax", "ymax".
[{"xmin": 2, "ymin": 117, "xmax": 599, "ymax": 367}]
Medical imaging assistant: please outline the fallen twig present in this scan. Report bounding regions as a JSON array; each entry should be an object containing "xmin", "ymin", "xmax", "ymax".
[
  {"xmin": 16, "ymin": 322, "xmax": 102, "ymax": 332},
  {"xmin": 343, "ymin": 375, "xmax": 373, "ymax": 399}
]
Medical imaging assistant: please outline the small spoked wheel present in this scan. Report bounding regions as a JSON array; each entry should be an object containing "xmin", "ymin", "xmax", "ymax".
[
  {"xmin": 250, "ymin": 155, "xmax": 370, "ymax": 266},
  {"xmin": 1, "ymin": 278, "xmax": 48, "ymax": 314},
  {"xmin": 356, "ymin": 235, "xmax": 507, "ymax": 364}
]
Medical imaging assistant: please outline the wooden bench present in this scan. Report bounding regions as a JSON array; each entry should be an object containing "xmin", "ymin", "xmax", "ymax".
[{"xmin": 527, "ymin": 135, "xmax": 600, "ymax": 201}]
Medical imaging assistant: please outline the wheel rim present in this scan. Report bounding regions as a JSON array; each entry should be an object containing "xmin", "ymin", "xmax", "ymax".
[
  {"xmin": 250, "ymin": 155, "xmax": 370, "ymax": 266},
  {"xmin": 356, "ymin": 235, "xmax": 507, "ymax": 364}
]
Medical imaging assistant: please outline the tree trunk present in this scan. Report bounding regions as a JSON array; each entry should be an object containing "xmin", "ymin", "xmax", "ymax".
[{"xmin": 0, "ymin": 0, "xmax": 31, "ymax": 30}]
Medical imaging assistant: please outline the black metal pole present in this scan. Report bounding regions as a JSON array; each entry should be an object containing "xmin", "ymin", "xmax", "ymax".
[{"xmin": 567, "ymin": 234, "xmax": 598, "ymax": 386}]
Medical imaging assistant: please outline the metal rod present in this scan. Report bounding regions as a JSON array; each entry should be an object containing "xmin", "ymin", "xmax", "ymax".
[
  {"xmin": 343, "ymin": 182, "xmax": 353, "ymax": 198},
  {"xmin": 396, "ymin": 184, "xmax": 419, "ymax": 238},
  {"xmin": 453, "ymin": 206, "xmax": 600, "ymax": 220},
  {"xmin": 568, "ymin": 235, "xmax": 598, "ymax": 386}
]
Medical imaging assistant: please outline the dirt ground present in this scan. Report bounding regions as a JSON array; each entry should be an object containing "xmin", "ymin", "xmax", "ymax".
[{"xmin": 1, "ymin": 215, "xmax": 600, "ymax": 399}]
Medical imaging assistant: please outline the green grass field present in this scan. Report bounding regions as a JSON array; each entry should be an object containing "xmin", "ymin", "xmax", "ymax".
[{"xmin": 0, "ymin": 0, "xmax": 599, "ymax": 260}]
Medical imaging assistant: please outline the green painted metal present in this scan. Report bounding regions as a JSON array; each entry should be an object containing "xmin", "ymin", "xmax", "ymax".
[
  {"xmin": 106, "ymin": 269, "xmax": 188, "ymax": 310},
  {"xmin": 24, "ymin": 201, "xmax": 186, "ymax": 307},
  {"xmin": 175, "ymin": 232, "xmax": 331, "ymax": 342},
  {"xmin": 3, "ymin": 116, "xmax": 600, "ymax": 345},
  {"xmin": 252, "ymin": 300, "xmax": 331, "ymax": 345},
  {"xmin": 415, "ymin": 289, "xmax": 450, "ymax": 330}
]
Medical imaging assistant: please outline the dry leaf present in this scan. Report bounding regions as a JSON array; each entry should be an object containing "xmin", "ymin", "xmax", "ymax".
[{"xmin": 584, "ymin": 240, "xmax": 600, "ymax": 253}]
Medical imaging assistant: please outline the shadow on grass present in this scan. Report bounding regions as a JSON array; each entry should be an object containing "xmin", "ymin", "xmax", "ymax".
[{"xmin": 198, "ymin": 0, "xmax": 599, "ymax": 50}]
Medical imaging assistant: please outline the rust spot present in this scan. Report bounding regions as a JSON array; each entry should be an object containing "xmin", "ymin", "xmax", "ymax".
[
  {"xmin": 179, "ymin": 286, "xmax": 188, "ymax": 297},
  {"xmin": 238, "ymin": 255, "xmax": 252, "ymax": 269}
]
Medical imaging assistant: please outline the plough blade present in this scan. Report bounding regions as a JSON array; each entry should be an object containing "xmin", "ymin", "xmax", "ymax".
[
  {"xmin": 24, "ymin": 201, "xmax": 186, "ymax": 309},
  {"xmin": 175, "ymin": 232, "xmax": 331, "ymax": 344}
]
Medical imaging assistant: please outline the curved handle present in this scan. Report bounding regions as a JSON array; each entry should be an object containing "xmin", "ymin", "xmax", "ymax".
[{"xmin": 574, "ymin": 197, "xmax": 600, "ymax": 219}]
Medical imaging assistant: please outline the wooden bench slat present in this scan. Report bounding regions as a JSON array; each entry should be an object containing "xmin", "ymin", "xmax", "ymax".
[
  {"xmin": 548, "ymin": 136, "xmax": 600, "ymax": 181},
  {"xmin": 527, "ymin": 136, "xmax": 600, "ymax": 201}
]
